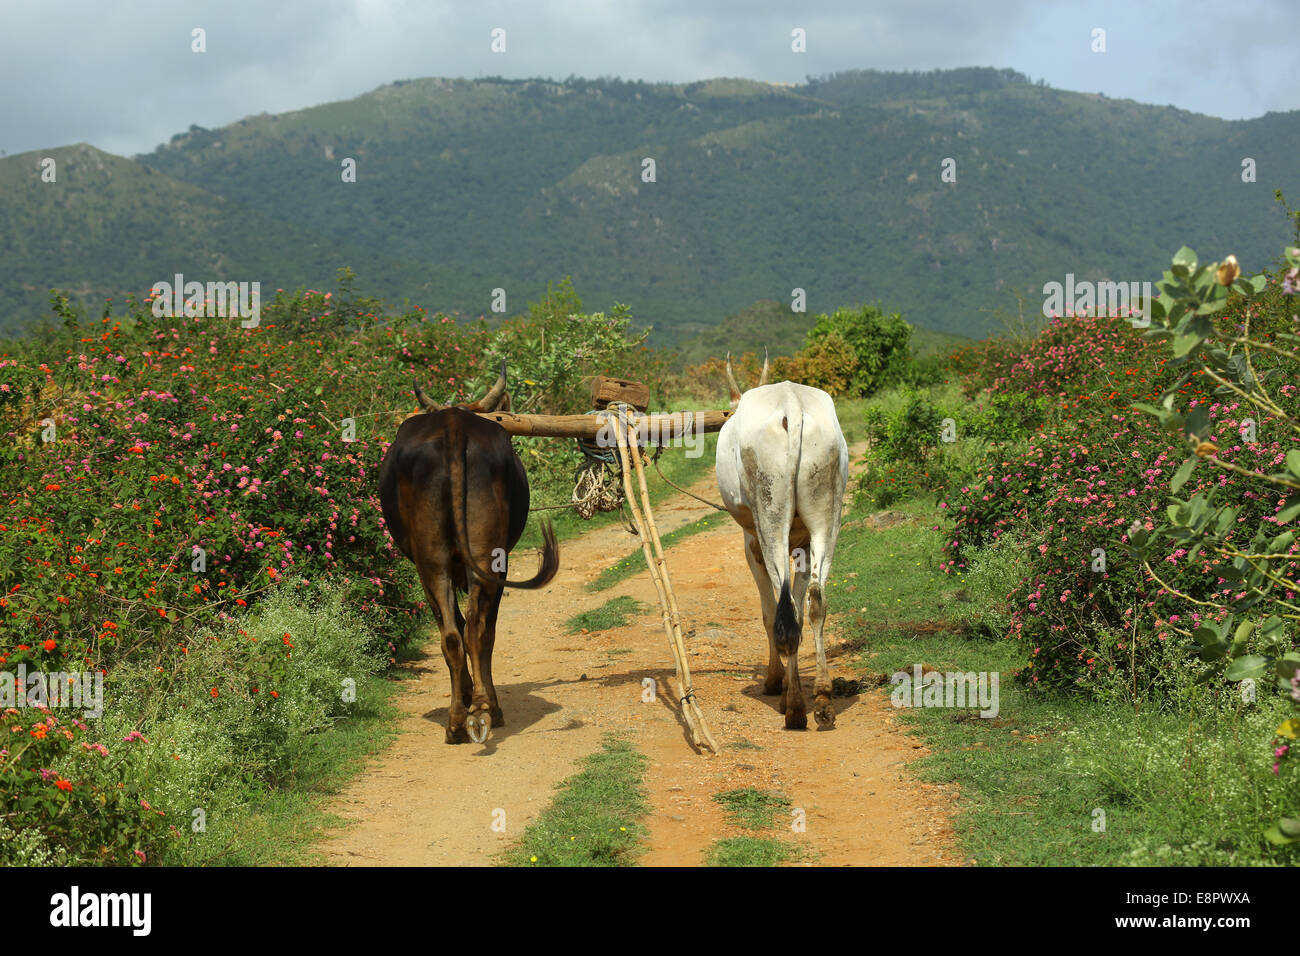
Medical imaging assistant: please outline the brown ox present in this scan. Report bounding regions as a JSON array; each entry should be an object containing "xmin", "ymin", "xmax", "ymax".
[{"xmin": 379, "ymin": 363, "xmax": 559, "ymax": 744}]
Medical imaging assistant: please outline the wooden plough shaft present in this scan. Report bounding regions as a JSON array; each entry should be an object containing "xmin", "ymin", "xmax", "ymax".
[{"xmin": 475, "ymin": 403, "xmax": 724, "ymax": 754}]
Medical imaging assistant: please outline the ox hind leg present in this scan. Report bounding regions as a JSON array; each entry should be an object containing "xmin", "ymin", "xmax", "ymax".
[
  {"xmin": 475, "ymin": 583, "xmax": 506, "ymax": 728},
  {"xmin": 743, "ymin": 531, "xmax": 782, "ymax": 698},
  {"xmin": 790, "ymin": 565, "xmax": 832, "ymax": 728},
  {"xmin": 802, "ymin": 531, "xmax": 837, "ymax": 729},
  {"xmin": 419, "ymin": 566, "xmax": 472, "ymax": 744},
  {"xmin": 461, "ymin": 579, "xmax": 503, "ymax": 743},
  {"xmin": 746, "ymin": 531, "xmax": 806, "ymax": 729}
]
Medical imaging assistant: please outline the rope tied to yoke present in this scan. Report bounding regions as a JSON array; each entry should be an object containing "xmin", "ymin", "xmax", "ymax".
[{"xmin": 527, "ymin": 403, "xmax": 727, "ymax": 518}]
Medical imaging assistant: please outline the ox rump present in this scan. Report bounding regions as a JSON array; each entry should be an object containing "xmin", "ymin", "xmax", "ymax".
[
  {"xmin": 716, "ymin": 359, "xmax": 849, "ymax": 730},
  {"xmin": 379, "ymin": 367, "xmax": 559, "ymax": 744}
]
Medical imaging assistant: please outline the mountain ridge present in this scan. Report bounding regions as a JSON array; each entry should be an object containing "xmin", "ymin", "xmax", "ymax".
[{"xmin": 2, "ymin": 67, "xmax": 1295, "ymax": 341}]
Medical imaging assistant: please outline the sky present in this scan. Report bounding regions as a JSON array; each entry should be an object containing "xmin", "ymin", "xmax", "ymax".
[{"xmin": 1, "ymin": 0, "xmax": 1296, "ymax": 158}]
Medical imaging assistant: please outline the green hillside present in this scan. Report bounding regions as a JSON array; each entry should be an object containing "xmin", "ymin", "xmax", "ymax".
[
  {"xmin": 2, "ymin": 67, "xmax": 1296, "ymax": 342},
  {"xmin": 672, "ymin": 297, "xmax": 972, "ymax": 364}
]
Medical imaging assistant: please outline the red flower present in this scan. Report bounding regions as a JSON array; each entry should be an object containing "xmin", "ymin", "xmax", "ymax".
[
  {"xmin": 42, "ymin": 640, "xmax": 56, "ymax": 652},
  {"xmin": 55, "ymin": 778, "xmax": 72, "ymax": 791}
]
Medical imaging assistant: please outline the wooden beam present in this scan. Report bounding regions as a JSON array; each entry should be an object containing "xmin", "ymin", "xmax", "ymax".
[{"xmin": 476, "ymin": 408, "xmax": 733, "ymax": 441}]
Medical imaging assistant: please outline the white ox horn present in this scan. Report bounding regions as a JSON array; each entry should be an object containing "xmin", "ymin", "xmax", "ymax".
[{"xmin": 725, "ymin": 352, "xmax": 743, "ymax": 403}]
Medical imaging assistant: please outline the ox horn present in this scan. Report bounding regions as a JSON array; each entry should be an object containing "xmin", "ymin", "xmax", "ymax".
[
  {"xmin": 475, "ymin": 360, "xmax": 509, "ymax": 412},
  {"xmin": 725, "ymin": 352, "xmax": 742, "ymax": 403},
  {"xmin": 413, "ymin": 377, "xmax": 442, "ymax": 412},
  {"xmin": 758, "ymin": 347, "xmax": 769, "ymax": 387}
]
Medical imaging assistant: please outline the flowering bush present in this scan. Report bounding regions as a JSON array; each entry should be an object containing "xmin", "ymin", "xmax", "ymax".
[{"xmin": 1, "ymin": 274, "xmax": 661, "ymax": 862}]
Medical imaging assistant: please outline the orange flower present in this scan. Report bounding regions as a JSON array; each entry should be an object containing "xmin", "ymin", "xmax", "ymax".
[
  {"xmin": 55, "ymin": 778, "xmax": 72, "ymax": 791},
  {"xmin": 42, "ymin": 640, "xmax": 55, "ymax": 652},
  {"xmin": 210, "ymin": 688, "xmax": 219, "ymax": 698}
]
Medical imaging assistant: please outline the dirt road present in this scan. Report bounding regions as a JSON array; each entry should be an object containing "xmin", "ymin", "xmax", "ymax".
[{"xmin": 318, "ymin": 462, "xmax": 959, "ymax": 866}]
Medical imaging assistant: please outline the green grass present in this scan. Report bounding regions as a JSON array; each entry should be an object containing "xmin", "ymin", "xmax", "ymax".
[
  {"xmin": 227, "ymin": 676, "xmax": 406, "ymax": 865},
  {"xmin": 827, "ymin": 489, "xmax": 1300, "ymax": 867},
  {"xmin": 707, "ymin": 836, "xmax": 803, "ymax": 866},
  {"xmin": 586, "ymin": 510, "xmax": 731, "ymax": 592},
  {"xmin": 713, "ymin": 787, "xmax": 791, "ymax": 830},
  {"xmin": 564, "ymin": 596, "xmax": 649, "ymax": 633},
  {"xmin": 500, "ymin": 735, "xmax": 650, "ymax": 867},
  {"xmin": 705, "ymin": 787, "xmax": 813, "ymax": 866}
]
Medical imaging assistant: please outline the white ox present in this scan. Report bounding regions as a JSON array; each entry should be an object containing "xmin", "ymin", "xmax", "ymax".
[{"xmin": 716, "ymin": 355, "xmax": 849, "ymax": 729}]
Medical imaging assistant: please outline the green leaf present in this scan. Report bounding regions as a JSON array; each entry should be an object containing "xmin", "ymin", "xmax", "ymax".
[
  {"xmin": 1265, "ymin": 819, "xmax": 1300, "ymax": 845},
  {"xmin": 1172, "ymin": 331, "xmax": 1202, "ymax": 357},
  {"xmin": 1194, "ymin": 626, "xmax": 1228, "ymax": 660},
  {"xmin": 1216, "ymin": 507, "xmax": 1239, "ymax": 532},
  {"xmin": 1259, "ymin": 615, "xmax": 1287, "ymax": 641},
  {"xmin": 1172, "ymin": 246, "xmax": 1198, "ymax": 273},
  {"xmin": 1185, "ymin": 405, "xmax": 1210, "ymax": 439},
  {"xmin": 1276, "ymin": 500, "xmax": 1300, "ymax": 525},
  {"xmin": 1170, "ymin": 457, "xmax": 1197, "ymax": 493},
  {"xmin": 1224, "ymin": 655, "xmax": 1267, "ymax": 680},
  {"xmin": 1286, "ymin": 450, "xmax": 1300, "ymax": 478}
]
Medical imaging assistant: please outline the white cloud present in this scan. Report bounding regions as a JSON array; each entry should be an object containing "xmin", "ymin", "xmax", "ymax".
[{"xmin": 0, "ymin": 0, "xmax": 1292, "ymax": 157}]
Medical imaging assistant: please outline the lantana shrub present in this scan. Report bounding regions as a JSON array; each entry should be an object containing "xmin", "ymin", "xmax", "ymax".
[{"xmin": 0, "ymin": 275, "xmax": 648, "ymax": 863}]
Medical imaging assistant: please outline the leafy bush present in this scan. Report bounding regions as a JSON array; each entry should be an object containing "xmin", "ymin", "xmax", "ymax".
[
  {"xmin": 951, "ymin": 531, "xmax": 1032, "ymax": 639},
  {"xmin": 0, "ymin": 272, "xmax": 648, "ymax": 864},
  {"xmin": 1, "ymin": 583, "xmax": 386, "ymax": 865},
  {"xmin": 781, "ymin": 329, "xmax": 859, "ymax": 396},
  {"xmin": 805, "ymin": 304, "xmax": 913, "ymax": 397},
  {"xmin": 481, "ymin": 278, "xmax": 651, "ymax": 415}
]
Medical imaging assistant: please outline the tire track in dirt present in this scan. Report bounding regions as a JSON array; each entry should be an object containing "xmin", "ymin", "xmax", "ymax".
[{"xmin": 318, "ymin": 452, "xmax": 959, "ymax": 866}]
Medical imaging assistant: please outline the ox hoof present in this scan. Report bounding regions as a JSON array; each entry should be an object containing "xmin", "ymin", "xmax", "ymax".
[
  {"xmin": 445, "ymin": 724, "xmax": 469, "ymax": 745},
  {"xmin": 466, "ymin": 712, "xmax": 491, "ymax": 744},
  {"xmin": 814, "ymin": 696, "xmax": 836, "ymax": 729},
  {"xmin": 784, "ymin": 709, "xmax": 807, "ymax": 730}
]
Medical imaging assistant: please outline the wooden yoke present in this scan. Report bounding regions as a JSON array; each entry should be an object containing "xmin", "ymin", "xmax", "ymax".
[
  {"xmin": 474, "ymin": 375, "xmax": 731, "ymax": 439},
  {"xmin": 475, "ymin": 407, "xmax": 732, "ymax": 440}
]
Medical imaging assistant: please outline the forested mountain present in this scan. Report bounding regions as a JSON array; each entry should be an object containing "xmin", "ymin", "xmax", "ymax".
[{"xmin": 2, "ymin": 67, "xmax": 1296, "ymax": 341}]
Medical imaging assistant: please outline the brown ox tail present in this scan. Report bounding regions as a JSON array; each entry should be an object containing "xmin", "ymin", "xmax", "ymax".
[{"xmin": 448, "ymin": 421, "xmax": 560, "ymax": 590}]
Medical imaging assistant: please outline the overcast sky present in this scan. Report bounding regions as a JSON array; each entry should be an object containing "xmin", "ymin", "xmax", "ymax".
[{"xmin": 2, "ymin": 0, "xmax": 1296, "ymax": 158}]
